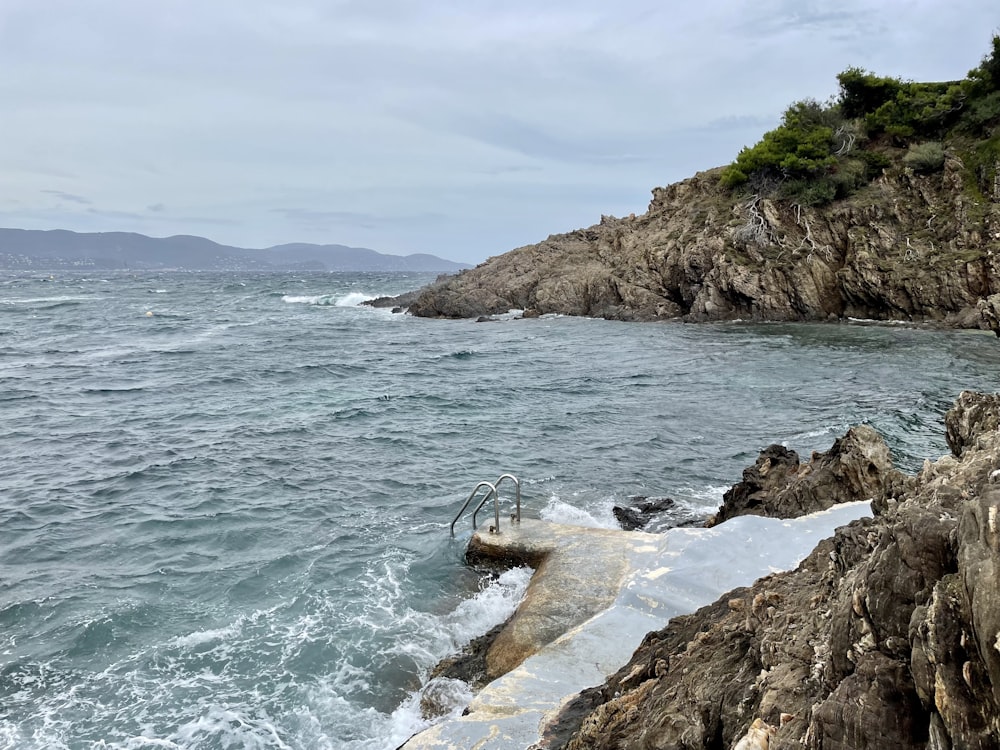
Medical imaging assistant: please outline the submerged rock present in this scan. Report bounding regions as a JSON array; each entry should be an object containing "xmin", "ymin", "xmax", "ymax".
[
  {"xmin": 611, "ymin": 495, "xmax": 704, "ymax": 531},
  {"xmin": 539, "ymin": 392, "xmax": 1000, "ymax": 750}
]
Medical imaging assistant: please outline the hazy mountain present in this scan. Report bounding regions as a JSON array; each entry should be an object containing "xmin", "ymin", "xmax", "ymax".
[{"xmin": 0, "ymin": 228, "xmax": 470, "ymax": 272}]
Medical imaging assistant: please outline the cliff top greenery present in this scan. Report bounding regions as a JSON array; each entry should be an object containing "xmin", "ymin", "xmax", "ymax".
[{"xmin": 720, "ymin": 34, "xmax": 1000, "ymax": 206}]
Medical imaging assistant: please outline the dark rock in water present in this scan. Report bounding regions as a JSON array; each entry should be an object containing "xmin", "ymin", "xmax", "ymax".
[
  {"xmin": 709, "ymin": 425, "xmax": 905, "ymax": 525},
  {"xmin": 611, "ymin": 505, "xmax": 644, "ymax": 531},
  {"xmin": 613, "ymin": 496, "xmax": 682, "ymax": 530},
  {"xmin": 538, "ymin": 393, "xmax": 1000, "ymax": 750},
  {"xmin": 362, "ymin": 289, "xmax": 423, "ymax": 309},
  {"xmin": 427, "ymin": 620, "xmax": 506, "ymax": 692}
]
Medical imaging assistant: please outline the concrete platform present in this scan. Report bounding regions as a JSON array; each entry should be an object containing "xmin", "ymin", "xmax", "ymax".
[{"xmin": 401, "ymin": 502, "xmax": 872, "ymax": 750}]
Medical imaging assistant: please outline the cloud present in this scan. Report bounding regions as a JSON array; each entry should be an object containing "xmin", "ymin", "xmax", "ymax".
[
  {"xmin": 271, "ymin": 208, "xmax": 446, "ymax": 231},
  {"xmin": 1, "ymin": 1, "xmax": 997, "ymax": 263},
  {"xmin": 42, "ymin": 189, "xmax": 91, "ymax": 205}
]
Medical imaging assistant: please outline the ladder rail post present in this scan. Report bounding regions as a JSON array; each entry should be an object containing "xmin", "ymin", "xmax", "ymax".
[
  {"xmin": 453, "ymin": 474, "xmax": 520, "ymax": 536},
  {"xmin": 495, "ymin": 473, "xmax": 521, "ymax": 523},
  {"xmin": 451, "ymin": 481, "xmax": 498, "ymax": 537}
]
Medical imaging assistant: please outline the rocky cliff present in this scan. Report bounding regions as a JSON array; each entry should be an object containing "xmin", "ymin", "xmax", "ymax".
[
  {"xmin": 537, "ymin": 391, "xmax": 1000, "ymax": 750},
  {"xmin": 406, "ymin": 158, "xmax": 1000, "ymax": 327}
]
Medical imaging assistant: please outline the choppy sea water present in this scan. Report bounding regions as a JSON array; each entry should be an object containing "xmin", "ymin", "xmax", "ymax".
[{"xmin": 2, "ymin": 271, "xmax": 998, "ymax": 750}]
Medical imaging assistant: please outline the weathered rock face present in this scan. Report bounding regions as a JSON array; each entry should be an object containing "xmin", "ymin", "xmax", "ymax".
[
  {"xmin": 710, "ymin": 425, "xmax": 907, "ymax": 525},
  {"xmin": 945, "ymin": 390, "xmax": 1000, "ymax": 456},
  {"xmin": 406, "ymin": 160, "xmax": 1000, "ymax": 326},
  {"xmin": 540, "ymin": 391, "xmax": 1000, "ymax": 750}
]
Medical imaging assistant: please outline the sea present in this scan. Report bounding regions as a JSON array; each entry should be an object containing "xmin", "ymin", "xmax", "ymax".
[{"xmin": 2, "ymin": 270, "xmax": 998, "ymax": 750}]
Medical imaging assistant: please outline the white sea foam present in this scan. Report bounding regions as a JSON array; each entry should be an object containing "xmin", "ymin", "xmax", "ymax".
[
  {"xmin": 281, "ymin": 294, "xmax": 336, "ymax": 305},
  {"xmin": 540, "ymin": 494, "xmax": 618, "ymax": 529},
  {"xmin": 336, "ymin": 292, "xmax": 374, "ymax": 307},
  {"xmin": 168, "ymin": 624, "xmax": 240, "ymax": 649},
  {"xmin": 444, "ymin": 566, "xmax": 531, "ymax": 646},
  {"xmin": 1, "ymin": 295, "xmax": 94, "ymax": 304},
  {"xmin": 678, "ymin": 483, "xmax": 730, "ymax": 514},
  {"xmin": 280, "ymin": 292, "xmax": 379, "ymax": 307}
]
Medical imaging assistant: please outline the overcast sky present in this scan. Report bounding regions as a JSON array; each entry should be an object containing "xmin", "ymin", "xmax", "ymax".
[{"xmin": 1, "ymin": 1, "xmax": 996, "ymax": 264}]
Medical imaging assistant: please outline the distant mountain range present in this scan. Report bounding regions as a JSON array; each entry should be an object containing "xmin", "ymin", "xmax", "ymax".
[{"xmin": 0, "ymin": 228, "xmax": 470, "ymax": 272}]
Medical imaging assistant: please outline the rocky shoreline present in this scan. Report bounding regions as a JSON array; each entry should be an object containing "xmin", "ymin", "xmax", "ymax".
[
  {"xmin": 535, "ymin": 391, "xmax": 1000, "ymax": 750},
  {"xmin": 420, "ymin": 391, "xmax": 1000, "ymax": 749},
  {"xmin": 368, "ymin": 159, "xmax": 1000, "ymax": 333}
]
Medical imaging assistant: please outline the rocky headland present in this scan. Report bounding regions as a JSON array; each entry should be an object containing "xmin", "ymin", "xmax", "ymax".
[
  {"xmin": 534, "ymin": 391, "xmax": 1000, "ymax": 750},
  {"xmin": 400, "ymin": 161, "xmax": 1000, "ymax": 329}
]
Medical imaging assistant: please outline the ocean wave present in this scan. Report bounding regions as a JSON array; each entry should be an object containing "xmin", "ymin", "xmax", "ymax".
[
  {"xmin": 281, "ymin": 292, "xmax": 378, "ymax": 307},
  {"xmin": 540, "ymin": 494, "xmax": 618, "ymax": 529}
]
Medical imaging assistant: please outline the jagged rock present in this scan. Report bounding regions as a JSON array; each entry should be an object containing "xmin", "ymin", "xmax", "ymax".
[
  {"xmin": 362, "ymin": 289, "xmax": 423, "ymax": 309},
  {"xmin": 710, "ymin": 425, "xmax": 905, "ymax": 525},
  {"xmin": 403, "ymin": 161, "xmax": 1000, "ymax": 326},
  {"xmin": 539, "ymin": 392, "xmax": 1000, "ymax": 750},
  {"xmin": 945, "ymin": 390, "xmax": 1000, "ymax": 457},
  {"xmin": 979, "ymin": 293, "xmax": 1000, "ymax": 336},
  {"xmin": 732, "ymin": 718, "xmax": 776, "ymax": 750}
]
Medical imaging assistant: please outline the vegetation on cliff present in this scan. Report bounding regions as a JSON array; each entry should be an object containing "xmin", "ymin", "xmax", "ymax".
[{"xmin": 720, "ymin": 34, "xmax": 1000, "ymax": 209}]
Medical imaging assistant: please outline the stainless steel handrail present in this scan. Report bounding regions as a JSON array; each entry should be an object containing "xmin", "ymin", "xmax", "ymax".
[
  {"xmin": 472, "ymin": 474, "xmax": 521, "ymax": 528},
  {"xmin": 450, "ymin": 481, "xmax": 498, "ymax": 537}
]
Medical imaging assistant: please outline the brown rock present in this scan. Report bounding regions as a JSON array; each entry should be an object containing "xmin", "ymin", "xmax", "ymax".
[{"xmin": 711, "ymin": 425, "xmax": 905, "ymax": 524}]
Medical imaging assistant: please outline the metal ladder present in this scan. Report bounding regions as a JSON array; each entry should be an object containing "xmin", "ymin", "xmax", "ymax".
[{"xmin": 450, "ymin": 473, "xmax": 521, "ymax": 536}]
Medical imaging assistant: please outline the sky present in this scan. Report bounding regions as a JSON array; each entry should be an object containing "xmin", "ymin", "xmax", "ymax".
[{"xmin": 1, "ymin": 1, "xmax": 997, "ymax": 265}]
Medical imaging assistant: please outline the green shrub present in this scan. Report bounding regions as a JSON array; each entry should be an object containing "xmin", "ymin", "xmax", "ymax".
[
  {"xmin": 858, "ymin": 149, "xmax": 892, "ymax": 175},
  {"xmin": 864, "ymin": 81, "xmax": 964, "ymax": 140},
  {"xmin": 902, "ymin": 142, "xmax": 946, "ymax": 173},
  {"xmin": 838, "ymin": 68, "xmax": 902, "ymax": 118},
  {"xmin": 960, "ymin": 90, "xmax": 1000, "ymax": 132},
  {"xmin": 781, "ymin": 177, "xmax": 837, "ymax": 206},
  {"xmin": 964, "ymin": 134, "xmax": 1000, "ymax": 197},
  {"xmin": 969, "ymin": 33, "xmax": 1000, "ymax": 93},
  {"xmin": 721, "ymin": 99, "xmax": 839, "ymax": 188},
  {"xmin": 830, "ymin": 159, "xmax": 868, "ymax": 197}
]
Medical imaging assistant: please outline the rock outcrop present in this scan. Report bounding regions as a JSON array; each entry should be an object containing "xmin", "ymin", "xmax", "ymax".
[
  {"xmin": 709, "ymin": 425, "xmax": 906, "ymax": 525},
  {"xmin": 405, "ymin": 159, "xmax": 1000, "ymax": 326},
  {"xmin": 539, "ymin": 391, "xmax": 1000, "ymax": 750}
]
